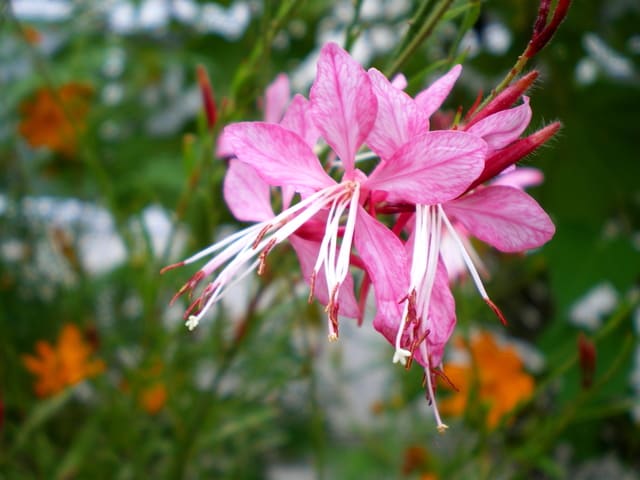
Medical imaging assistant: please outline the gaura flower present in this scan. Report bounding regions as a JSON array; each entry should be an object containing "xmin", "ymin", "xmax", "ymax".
[
  {"xmin": 362, "ymin": 66, "xmax": 556, "ymax": 431},
  {"xmin": 18, "ymin": 83, "xmax": 93, "ymax": 157},
  {"xmin": 164, "ymin": 42, "xmax": 560, "ymax": 432},
  {"xmin": 22, "ymin": 323, "xmax": 105, "ymax": 398},
  {"xmin": 164, "ymin": 43, "xmax": 487, "ymax": 344},
  {"xmin": 438, "ymin": 331, "xmax": 535, "ymax": 429}
]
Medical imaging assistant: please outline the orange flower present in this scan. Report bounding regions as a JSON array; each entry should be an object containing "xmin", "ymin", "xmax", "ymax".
[
  {"xmin": 139, "ymin": 382, "xmax": 168, "ymax": 415},
  {"xmin": 22, "ymin": 324, "xmax": 105, "ymax": 397},
  {"xmin": 22, "ymin": 26, "xmax": 42, "ymax": 44},
  {"xmin": 439, "ymin": 331, "xmax": 534, "ymax": 429},
  {"xmin": 18, "ymin": 83, "xmax": 93, "ymax": 157}
]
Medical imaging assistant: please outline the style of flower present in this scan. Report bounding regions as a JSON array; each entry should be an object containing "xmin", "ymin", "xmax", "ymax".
[
  {"xmin": 22, "ymin": 323, "xmax": 105, "ymax": 398},
  {"xmin": 18, "ymin": 83, "xmax": 93, "ymax": 157},
  {"xmin": 164, "ymin": 43, "xmax": 487, "ymax": 346},
  {"xmin": 438, "ymin": 331, "xmax": 535, "ymax": 429}
]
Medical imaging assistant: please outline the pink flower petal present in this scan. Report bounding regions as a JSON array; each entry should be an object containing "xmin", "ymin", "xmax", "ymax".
[
  {"xmin": 264, "ymin": 73, "xmax": 291, "ymax": 124},
  {"xmin": 216, "ymin": 130, "xmax": 234, "ymax": 158},
  {"xmin": 366, "ymin": 131, "xmax": 486, "ymax": 205},
  {"xmin": 466, "ymin": 97, "xmax": 532, "ymax": 150},
  {"xmin": 353, "ymin": 206, "xmax": 408, "ymax": 339},
  {"xmin": 280, "ymin": 94, "xmax": 320, "ymax": 148},
  {"xmin": 421, "ymin": 261, "xmax": 456, "ymax": 366},
  {"xmin": 309, "ymin": 43, "xmax": 377, "ymax": 172},
  {"xmin": 225, "ymin": 122, "xmax": 333, "ymax": 193},
  {"xmin": 390, "ymin": 73, "xmax": 408, "ymax": 90},
  {"xmin": 444, "ymin": 185, "xmax": 555, "ymax": 252},
  {"xmin": 367, "ymin": 68, "xmax": 428, "ymax": 160},
  {"xmin": 492, "ymin": 167, "xmax": 543, "ymax": 189},
  {"xmin": 223, "ymin": 159, "xmax": 274, "ymax": 222},
  {"xmin": 289, "ymin": 235, "xmax": 360, "ymax": 318},
  {"xmin": 415, "ymin": 64, "xmax": 462, "ymax": 119}
]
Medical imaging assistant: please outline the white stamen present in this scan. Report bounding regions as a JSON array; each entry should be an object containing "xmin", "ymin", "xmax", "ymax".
[
  {"xmin": 438, "ymin": 205, "xmax": 491, "ymax": 301},
  {"xmin": 393, "ymin": 205, "xmax": 441, "ymax": 363},
  {"xmin": 176, "ymin": 182, "xmax": 361, "ymax": 329},
  {"xmin": 186, "ymin": 315, "xmax": 199, "ymax": 331},
  {"xmin": 419, "ymin": 340, "xmax": 448, "ymax": 433}
]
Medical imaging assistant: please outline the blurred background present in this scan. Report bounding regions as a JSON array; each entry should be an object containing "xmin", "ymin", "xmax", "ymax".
[{"xmin": 1, "ymin": 0, "xmax": 639, "ymax": 478}]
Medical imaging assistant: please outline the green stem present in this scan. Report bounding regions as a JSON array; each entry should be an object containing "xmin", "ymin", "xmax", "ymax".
[
  {"xmin": 385, "ymin": 0, "xmax": 454, "ymax": 77},
  {"xmin": 229, "ymin": 0, "xmax": 301, "ymax": 105},
  {"xmin": 473, "ymin": 53, "xmax": 530, "ymax": 115},
  {"xmin": 167, "ymin": 284, "xmax": 268, "ymax": 479},
  {"xmin": 344, "ymin": 0, "xmax": 364, "ymax": 52}
]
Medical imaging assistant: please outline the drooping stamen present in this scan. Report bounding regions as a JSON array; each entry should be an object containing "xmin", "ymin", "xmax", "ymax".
[
  {"xmin": 311, "ymin": 182, "xmax": 361, "ymax": 341},
  {"xmin": 419, "ymin": 340, "xmax": 449, "ymax": 433},
  {"xmin": 167, "ymin": 183, "xmax": 350, "ymax": 329},
  {"xmin": 393, "ymin": 205, "xmax": 441, "ymax": 365},
  {"xmin": 160, "ymin": 261, "xmax": 186, "ymax": 274},
  {"xmin": 438, "ymin": 205, "xmax": 508, "ymax": 326},
  {"xmin": 308, "ymin": 271, "xmax": 317, "ymax": 303},
  {"xmin": 257, "ymin": 237, "xmax": 277, "ymax": 275},
  {"xmin": 326, "ymin": 285, "xmax": 340, "ymax": 341}
]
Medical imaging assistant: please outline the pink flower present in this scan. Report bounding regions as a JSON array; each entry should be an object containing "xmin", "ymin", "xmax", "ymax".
[
  {"xmin": 216, "ymin": 73, "xmax": 291, "ymax": 158},
  {"xmin": 165, "ymin": 43, "xmax": 487, "ymax": 346},
  {"xmin": 364, "ymin": 66, "xmax": 556, "ymax": 431}
]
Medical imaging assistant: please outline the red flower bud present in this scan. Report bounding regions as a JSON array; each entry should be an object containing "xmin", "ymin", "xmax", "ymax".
[
  {"xmin": 196, "ymin": 64, "xmax": 217, "ymax": 130},
  {"xmin": 526, "ymin": 0, "xmax": 572, "ymax": 59},
  {"xmin": 466, "ymin": 71, "xmax": 539, "ymax": 128},
  {"xmin": 578, "ymin": 332, "xmax": 596, "ymax": 389},
  {"xmin": 467, "ymin": 121, "xmax": 561, "ymax": 190}
]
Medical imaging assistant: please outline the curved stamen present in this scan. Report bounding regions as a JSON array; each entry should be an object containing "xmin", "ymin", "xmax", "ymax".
[{"xmin": 437, "ymin": 205, "xmax": 507, "ymax": 325}]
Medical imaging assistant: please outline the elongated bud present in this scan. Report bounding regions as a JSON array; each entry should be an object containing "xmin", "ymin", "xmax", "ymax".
[
  {"xmin": 532, "ymin": 0, "xmax": 551, "ymax": 37},
  {"xmin": 196, "ymin": 64, "xmax": 217, "ymax": 130},
  {"xmin": 526, "ymin": 0, "xmax": 572, "ymax": 58},
  {"xmin": 578, "ymin": 332, "xmax": 596, "ymax": 389},
  {"xmin": 468, "ymin": 122, "xmax": 561, "ymax": 190},
  {"xmin": 466, "ymin": 71, "xmax": 538, "ymax": 127}
]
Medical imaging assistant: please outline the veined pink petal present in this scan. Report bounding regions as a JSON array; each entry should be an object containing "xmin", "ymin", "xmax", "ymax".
[
  {"xmin": 421, "ymin": 261, "xmax": 456, "ymax": 366},
  {"xmin": 289, "ymin": 235, "xmax": 360, "ymax": 318},
  {"xmin": 444, "ymin": 185, "xmax": 555, "ymax": 252},
  {"xmin": 225, "ymin": 122, "xmax": 333, "ymax": 192},
  {"xmin": 467, "ymin": 97, "xmax": 532, "ymax": 151},
  {"xmin": 415, "ymin": 65, "xmax": 462, "ymax": 119},
  {"xmin": 264, "ymin": 73, "xmax": 291, "ymax": 124},
  {"xmin": 280, "ymin": 94, "xmax": 320, "ymax": 149},
  {"xmin": 309, "ymin": 43, "xmax": 377, "ymax": 172},
  {"xmin": 354, "ymin": 205, "xmax": 408, "ymax": 303},
  {"xmin": 216, "ymin": 130, "xmax": 234, "ymax": 158},
  {"xmin": 366, "ymin": 131, "xmax": 487, "ymax": 205},
  {"xmin": 390, "ymin": 73, "xmax": 408, "ymax": 90},
  {"xmin": 367, "ymin": 68, "xmax": 428, "ymax": 160},
  {"xmin": 353, "ymin": 206, "xmax": 408, "ymax": 339},
  {"xmin": 492, "ymin": 167, "xmax": 543, "ymax": 189},
  {"xmin": 223, "ymin": 160, "xmax": 274, "ymax": 222}
]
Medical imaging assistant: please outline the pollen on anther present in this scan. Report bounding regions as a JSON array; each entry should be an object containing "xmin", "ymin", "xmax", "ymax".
[
  {"xmin": 436, "ymin": 423, "xmax": 449, "ymax": 434},
  {"xmin": 258, "ymin": 238, "xmax": 277, "ymax": 275}
]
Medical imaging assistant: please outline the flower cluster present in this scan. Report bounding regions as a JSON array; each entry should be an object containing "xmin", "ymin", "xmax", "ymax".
[{"xmin": 165, "ymin": 43, "xmax": 558, "ymax": 431}]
